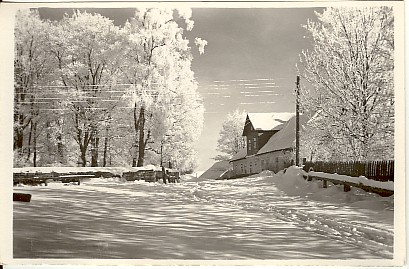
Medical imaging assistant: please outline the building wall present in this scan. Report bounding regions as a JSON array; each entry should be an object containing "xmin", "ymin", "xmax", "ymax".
[
  {"xmin": 256, "ymin": 149, "xmax": 293, "ymax": 173},
  {"xmin": 246, "ymin": 131, "xmax": 259, "ymax": 156},
  {"xmin": 245, "ymin": 131, "xmax": 276, "ymax": 156},
  {"xmin": 232, "ymin": 158, "xmax": 249, "ymax": 177},
  {"xmin": 231, "ymin": 149, "xmax": 294, "ymax": 177}
]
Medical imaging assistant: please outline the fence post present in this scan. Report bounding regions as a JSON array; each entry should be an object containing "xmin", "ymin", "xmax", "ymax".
[{"xmin": 344, "ymin": 184, "xmax": 351, "ymax": 192}]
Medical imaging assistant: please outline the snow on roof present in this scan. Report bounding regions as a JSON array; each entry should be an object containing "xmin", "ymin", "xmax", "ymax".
[
  {"xmin": 199, "ymin": 160, "xmax": 230, "ymax": 179},
  {"xmin": 230, "ymin": 147, "xmax": 247, "ymax": 162},
  {"xmin": 247, "ymin": 112, "xmax": 295, "ymax": 131},
  {"xmin": 257, "ymin": 114, "xmax": 309, "ymax": 155}
]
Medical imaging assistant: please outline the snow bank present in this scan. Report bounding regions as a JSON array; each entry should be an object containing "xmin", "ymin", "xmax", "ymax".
[
  {"xmin": 180, "ymin": 174, "xmax": 201, "ymax": 182},
  {"xmin": 80, "ymin": 177, "xmax": 127, "ymax": 185},
  {"xmin": 271, "ymin": 166, "xmax": 320, "ymax": 196},
  {"xmin": 265, "ymin": 166, "xmax": 394, "ymax": 210},
  {"xmin": 256, "ymin": 170, "xmax": 275, "ymax": 177},
  {"xmin": 309, "ymin": 171, "xmax": 394, "ymax": 191}
]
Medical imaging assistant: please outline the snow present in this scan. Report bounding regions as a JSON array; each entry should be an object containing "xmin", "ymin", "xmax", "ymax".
[
  {"xmin": 247, "ymin": 112, "xmax": 294, "ymax": 131},
  {"xmin": 199, "ymin": 160, "xmax": 230, "ymax": 179},
  {"xmin": 13, "ymin": 165, "xmax": 164, "ymax": 176},
  {"xmin": 180, "ymin": 172, "xmax": 204, "ymax": 182},
  {"xmin": 254, "ymin": 167, "xmax": 393, "ymax": 206},
  {"xmin": 309, "ymin": 171, "xmax": 394, "ymax": 191},
  {"xmin": 13, "ymin": 166, "xmax": 394, "ymax": 260},
  {"xmin": 194, "ymin": 170, "xmax": 205, "ymax": 177},
  {"xmin": 256, "ymin": 170, "xmax": 275, "ymax": 176},
  {"xmin": 257, "ymin": 114, "xmax": 309, "ymax": 155}
]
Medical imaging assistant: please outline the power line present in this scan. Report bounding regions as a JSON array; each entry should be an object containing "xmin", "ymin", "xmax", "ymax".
[
  {"xmin": 30, "ymin": 83, "xmax": 152, "ymax": 88},
  {"xmin": 213, "ymin": 78, "xmax": 279, "ymax": 83}
]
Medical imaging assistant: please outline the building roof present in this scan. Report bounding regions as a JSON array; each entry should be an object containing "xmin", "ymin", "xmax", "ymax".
[
  {"xmin": 247, "ymin": 112, "xmax": 295, "ymax": 131},
  {"xmin": 257, "ymin": 114, "xmax": 309, "ymax": 155},
  {"xmin": 230, "ymin": 147, "xmax": 247, "ymax": 162},
  {"xmin": 199, "ymin": 160, "xmax": 230, "ymax": 179}
]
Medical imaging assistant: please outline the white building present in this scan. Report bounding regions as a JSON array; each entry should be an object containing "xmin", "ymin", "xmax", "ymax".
[{"xmin": 230, "ymin": 112, "xmax": 308, "ymax": 177}]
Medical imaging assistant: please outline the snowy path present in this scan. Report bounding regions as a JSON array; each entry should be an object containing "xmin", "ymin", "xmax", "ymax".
[
  {"xmin": 186, "ymin": 177, "xmax": 393, "ymax": 258},
  {"xmin": 13, "ymin": 170, "xmax": 393, "ymax": 259}
]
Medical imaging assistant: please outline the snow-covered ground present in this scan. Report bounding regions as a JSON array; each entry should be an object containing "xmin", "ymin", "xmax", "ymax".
[{"xmin": 13, "ymin": 167, "xmax": 393, "ymax": 259}]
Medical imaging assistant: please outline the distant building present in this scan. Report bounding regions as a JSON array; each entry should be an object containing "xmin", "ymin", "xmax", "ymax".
[{"xmin": 230, "ymin": 112, "xmax": 308, "ymax": 177}]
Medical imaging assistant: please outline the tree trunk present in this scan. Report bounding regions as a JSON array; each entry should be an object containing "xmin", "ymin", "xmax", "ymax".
[
  {"xmin": 14, "ymin": 130, "xmax": 24, "ymax": 153},
  {"xmin": 136, "ymin": 106, "xmax": 146, "ymax": 167},
  {"xmin": 33, "ymin": 121, "xmax": 37, "ymax": 167},
  {"xmin": 132, "ymin": 102, "xmax": 140, "ymax": 167},
  {"xmin": 91, "ymin": 135, "xmax": 99, "ymax": 167},
  {"xmin": 57, "ymin": 134, "xmax": 64, "ymax": 164},
  {"xmin": 57, "ymin": 119, "xmax": 65, "ymax": 164},
  {"xmin": 80, "ymin": 145, "xmax": 87, "ymax": 167},
  {"xmin": 14, "ymin": 114, "xmax": 25, "ymax": 156},
  {"xmin": 27, "ymin": 120, "xmax": 33, "ymax": 162},
  {"xmin": 46, "ymin": 121, "xmax": 52, "ymax": 160},
  {"xmin": 132, "ymin": 156, "xmax": 137, "ymax": 167},
  {"xmin": 103, "ymin": 136, "xmax": 108, "ymax": 167}
]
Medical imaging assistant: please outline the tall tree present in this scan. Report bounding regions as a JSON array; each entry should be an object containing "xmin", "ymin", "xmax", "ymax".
[
  {"xmin": 216, "ymin": 109, "xmax": 247, "ymax": 160},
  {"xmin": 159, "ymin": 74, "xmax": 204, "ymax": 171},
  {"xmin": 299, "ymin": 7, "xmax": 394, "ymax": 161},
  {"xmin": 13, "ymin": 8, "xmax": 206, "ymax": 169},
  {"xmin": 50, "ymin": 11, "xmax": 122, "ymax": 166},
  {"xmin": 120, "ymin": 8, "xmax": 206, "ymax": 167},
  {"xmin": 14, "ymin": 9, "xmax": 53, "ymax": 166}
]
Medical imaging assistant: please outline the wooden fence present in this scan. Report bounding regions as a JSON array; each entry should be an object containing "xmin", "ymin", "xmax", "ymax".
[
  {"xmin": 14, "ymin": 169, "xmax": 180, "ymax": 186},
  {"xmin": 303, "ymin": 160, "xmax": 394, "ymax": 182}
]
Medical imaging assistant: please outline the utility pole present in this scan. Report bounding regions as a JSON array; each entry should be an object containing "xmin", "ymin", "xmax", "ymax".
[{"xmin": 295, "ymin": 76, "xmax": 300, "ymax": 166}]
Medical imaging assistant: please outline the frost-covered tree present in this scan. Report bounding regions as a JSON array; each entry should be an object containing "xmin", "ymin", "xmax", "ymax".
[
  {"xmin": 14, "ymin": 9, "xmax": 54, "ymax": 166},
  {"xmin": 50, "ymin": 11, "xmax": 123, "ymax": 166},
  {"xmin": 159, "ymin": 76, "xmax": 204, "ymax": 171},
  {"xmin": 216, "ymin": 109, "xmax": 247, "ymax": 160},
  {"xmin": 13, "ymin": 8, "xmax": 206, "ymax": 169},
  {"xmin": 299, "ymin": 7, "xmax": 394, "ymax": 161},
  {"xmin": 120, "ymin": 8, "xmax": 206, "ymax": 167}
]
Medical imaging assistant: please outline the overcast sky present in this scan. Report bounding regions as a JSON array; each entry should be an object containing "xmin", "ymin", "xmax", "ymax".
[
  {"xmin": 186, "ymin": 8, "xmax": 319, "ymax": 171},
  {"xmin": 39, "ymin": 7, "xmax": 321, "ymax": 171}
]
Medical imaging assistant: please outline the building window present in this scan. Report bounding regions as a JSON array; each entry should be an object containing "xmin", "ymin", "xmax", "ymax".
[{"xmin": 253, "ymin": 137, "xmax": 257, "ymax": 149}]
